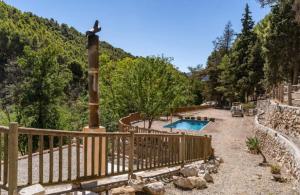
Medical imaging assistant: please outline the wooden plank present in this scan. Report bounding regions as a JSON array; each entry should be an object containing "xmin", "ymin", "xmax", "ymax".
[
  {"xmin": 68, "ymin": 136, "xmax": 72, "ymax": 181},
  {"xmin": 28, "ymin": 134, "xmax": 33, "ymax": 185},
  {"xmin": 105, "ymin": 136, "xmax": 108, "ymax": 176},
  {"xmin": 49, "ymin": 136, "xmax": 54, "ymax": 183},
  {"xmin": 39, "ymin": 135, "xmax": 44, "ymax": 183},
  {"xmin": 84, "ymin": 137, "xmax": 88, "ymax": 177},
  {"xmin": 59, "ymin": 136, "xmax": 63, "ymax": 182},
  {"xmin": 145, "ymin": 137, "xmax": 148, "ymax": 169},
  {"xmin": 117, "ymin": 136, "xmax": 120, "ymax": 173},
  {"xmin": 122, "ymin": 136, "xmax": 125, "ymax": 173},
  {"xmin": 111, "ymin": 136, "xmax": 115, "ymax": 175},
  {"xmin": 92, "ymin": 136, "xmax": 95, "ymax": 176},
  {"xmin": 76, "ymin": 137, "xmax": 81, "ymax": 178},
  {"xmin": 8, "ymin": 123, "xmax": 18, "ymax": 195},
  {"xmin": 3, "ymin": 134, "xmax": 8, "ymax": 185},
  {"xmin": 98, "ymin": 136, "xmax": 103, "ymax": 176},
  {"xmin": 141, "ymin": 137, "xmax": 144, "ymax": 170},
  {"xmin": 137, "ymin": 136, "xmax": 140, "ymax": 170}
]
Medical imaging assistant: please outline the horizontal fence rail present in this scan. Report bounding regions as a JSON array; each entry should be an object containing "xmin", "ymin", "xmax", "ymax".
[{"xmin": 0, "ymin": 123, "xmax": 213, "ymax": 194}]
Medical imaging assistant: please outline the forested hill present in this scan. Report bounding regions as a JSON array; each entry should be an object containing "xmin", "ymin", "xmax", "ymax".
[
  {"xmin": 0, "ymin": 2, "xmax": 135, "ymax": 130},
  {"xmin": 0, "ymin": 1, "xmax": 133, "ymax": 76}
]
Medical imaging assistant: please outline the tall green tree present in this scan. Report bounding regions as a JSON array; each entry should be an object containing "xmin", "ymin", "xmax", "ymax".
[
  {"xmin": 263, "ymin": 0, "xmax": 300, "ymax": 86},
  {"xmin": 225, "ymin": 4, "xmax": 263, "ymax": 102},
  {"xmin": 204, "ymin": 22, "xmax": 234, "ymax": 104},
  {"xmin": 17, "ymin": 45, "xmax": 71, "ymax": 129}
]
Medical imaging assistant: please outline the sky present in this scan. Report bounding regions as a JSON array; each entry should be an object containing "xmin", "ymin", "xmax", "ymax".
[{"xmin": 4, "ymin": 0, "xmax": 270, "ymax": 72}]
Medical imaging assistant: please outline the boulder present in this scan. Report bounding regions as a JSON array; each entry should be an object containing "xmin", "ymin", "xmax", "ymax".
[
  {"xmin": 111, "ymin": 186, "xmax": 136, "ymax": 195},
  {"xmin": 187, "ymin": 176, "xmax": 207, "ymax": 189},
  {"xmin": 180, "ymin": 165, "xmax": 199, "ymax": 177},
  {"xmin": 143, "ymin": 182, "xmax": 165, "ymax": 195},
  {"xmin": 199, "ymin": 172, "xmax": 214, "ymax": 183},
  {"xmin": 173, "ymin": 177, "xmax": 194, "ymax": 190}
]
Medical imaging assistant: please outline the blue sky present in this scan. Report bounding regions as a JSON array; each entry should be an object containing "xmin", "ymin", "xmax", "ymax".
[{"xmin": 4, "ymin": 0, "xmax": 269, "ymax": 72}]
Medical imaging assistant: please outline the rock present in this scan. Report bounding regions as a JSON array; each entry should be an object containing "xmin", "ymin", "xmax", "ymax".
[
  {"xmin": 111, "ymin": 186, "xmax": 136, "ymax": 195},
  {"xmin": 180, "ymin": 165, "xmax": 199, "ymax": 177},
  {"xmin": 199, "ymin": 172, "xmax": 214, "ymax": 183},
  {"xmin": 187, "ymin": 176, "xmax": 207, "ymax": 189},
  {"xmin": 206, "ymin": 164, "xmax": 218, "ymax": 174},
  {"xmin": 19, "ymin": 184, "xmax": 45, "ymax": 195},
  {"xmin": 173, "ymin": 177, "xmax": 194, "ymax": 190},
  {"xmin": 144, "ymin": 177, "xmax": 157, "ymax": 184},
  {"xmin": 172, "ymin": 175, "xmax": 179, "ymax": 180},
  {"xmin": 129, "ymin": 178, "xmax": 145, "ymax": 192},
  {"xmin": 143, "ymin": 182, "xmax": 165, "ymax": 195},
  {"xmin": 272, "ymin": 174, "xmax": 286, "ymax": 183}
]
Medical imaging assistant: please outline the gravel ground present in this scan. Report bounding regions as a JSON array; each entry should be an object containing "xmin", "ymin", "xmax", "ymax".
[{"xmin": 137, "ymin": 108, "xmax": 300, "ymax": 195}]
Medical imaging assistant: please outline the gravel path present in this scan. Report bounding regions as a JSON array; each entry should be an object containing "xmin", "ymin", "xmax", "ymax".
[{"xmin": 138, "ymin": 108, "xmax": 299, "ymax": 195}]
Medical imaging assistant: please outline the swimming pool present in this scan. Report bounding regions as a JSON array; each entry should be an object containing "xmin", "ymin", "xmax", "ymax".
[{"xmin": 163, "ymin": 119, "xmax": 209, "ymax": 131}]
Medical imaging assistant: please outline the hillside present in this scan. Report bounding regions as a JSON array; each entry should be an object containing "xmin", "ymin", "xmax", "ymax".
[{"xmin": 0, "ymin": 1, "xmax": 133, "ymax": 84}]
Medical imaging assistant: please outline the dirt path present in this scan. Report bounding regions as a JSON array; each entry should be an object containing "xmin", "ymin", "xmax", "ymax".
[{"xmin": 164, "ymin": 108, "xmax": 298, "ymax": 195}]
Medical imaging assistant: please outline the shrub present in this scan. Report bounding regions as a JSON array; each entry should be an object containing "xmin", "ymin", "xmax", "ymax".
[
  {"xmin": 271, "ymin": 164, "xmax": 281, "ymax": 174},
  {"xmin": 246, "ymin": 136, "xmax": 260, "ymax": 154},
  {"xmin": 242, "ymin": 102, "xmax": 256, "ymax": 110}
]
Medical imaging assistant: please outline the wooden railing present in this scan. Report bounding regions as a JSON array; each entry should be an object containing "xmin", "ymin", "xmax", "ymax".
[{"xmin": 0, "ymin": 123, "xmax": 213, "ymax": 194}]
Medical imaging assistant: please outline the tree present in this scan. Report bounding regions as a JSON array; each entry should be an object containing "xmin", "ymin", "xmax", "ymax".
[
  {"xmin": 100, "ymin": 56, "xmax": 192, "ymax": 129},
  {"xmin": 17, "ymin": 45, "xmax": 71, "ymax": 129},
  {"xmin": 187, "ymin": 64, "xmax": 206, "ymax": 105},
  {"xmin": 263, "ymin": 0, "xmax": 300, "ymax": 86},
  {"xmin": 204, "ymin": 22, "xmax": 235, "ymax": 104},
  {"xmin": 224, "ymin": 4, "xmax": 260, "ymax": 102}
]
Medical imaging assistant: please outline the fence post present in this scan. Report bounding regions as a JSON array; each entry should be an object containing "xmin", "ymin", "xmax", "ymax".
[
  {"xmin": 288, "ymin": 83, "xmax": 292, "ymax": 106},
  {"xmin": 128, "ymin": 128, "xmax": 135, "ymax": 179},
  {"xmin": 180, "ymin": 133, "xmax": 186, "ymax": 167},
  {"xmin": 8, "ymin": 122, "xmax": 18, "ymax": 195}
]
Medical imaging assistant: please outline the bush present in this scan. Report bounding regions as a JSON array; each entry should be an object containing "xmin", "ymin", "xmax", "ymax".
[
  {"xmin": 270, "ymin": 164, "xmax": 281, "ymax": 174},
  {"xmin": 242, "ymin": 102, "xmax": 256, "ymax": 110},
  {"xmin": 246, "ymin": 136, "xmax": 260, "ymax": 154}
]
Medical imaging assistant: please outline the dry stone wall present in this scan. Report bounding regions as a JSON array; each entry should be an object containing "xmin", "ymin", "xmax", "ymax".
[
  {"xmin": 255, "ymin": 100, "xmax": 300, "ymax": 181},
  {"xmin": 257, "ymin": 100, "xmax": 300, "ymax": 138}
]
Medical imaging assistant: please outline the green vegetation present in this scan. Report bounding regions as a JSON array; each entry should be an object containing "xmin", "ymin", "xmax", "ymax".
[
  {"xmin": 100, "ymin": 56, "xmax": 192, "ymax": 129},
  {"xmin": 193, "ymin": 0, "xmax": 300, "ymax": 105},
  {"xmin": 246, "ymin": 136, "xmax": 260, "ymax": 154},
  {"xmin": 246, "ymin": 136, "xmax": 267, "ymax": 164},
  {"xmin": 270, "ymin": 164, "xmax": 281, "ymax": 174}
]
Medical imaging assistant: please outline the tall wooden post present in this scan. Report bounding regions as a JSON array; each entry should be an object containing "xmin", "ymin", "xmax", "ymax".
[
  {"xmin": 87, "ymin": 33, "xmax": 100, "ymax": 128},
  {"xmin": 84, "ymin": 21, "xmax": 106, "ymax": 176},
  {"xmin": 8, "ymin": 122, "xmax": 18, "ymax": 195}
]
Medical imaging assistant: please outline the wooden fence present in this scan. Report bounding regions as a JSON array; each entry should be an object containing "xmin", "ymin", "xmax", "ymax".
[
  {"xmin": 273, "ymin": 83, "xmax": 300, "ymax": 106},
  {"xmin": 0, "ymin": 123, "xmax": 213, "ymax": 194}
]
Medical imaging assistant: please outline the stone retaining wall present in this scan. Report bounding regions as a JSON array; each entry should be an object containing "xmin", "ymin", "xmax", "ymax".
[
  {"xmin": 257, "ymin": 100, "xmax": 300, "ymax": 138},
  {"xmin": 255, "ymin": 104, "xmax": 300, "ymax": 181}
]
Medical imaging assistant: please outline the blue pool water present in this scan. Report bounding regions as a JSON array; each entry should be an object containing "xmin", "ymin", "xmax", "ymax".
[{"xmin": 163, "ymin": 119, "xmax": 209, "ymax": 131}]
